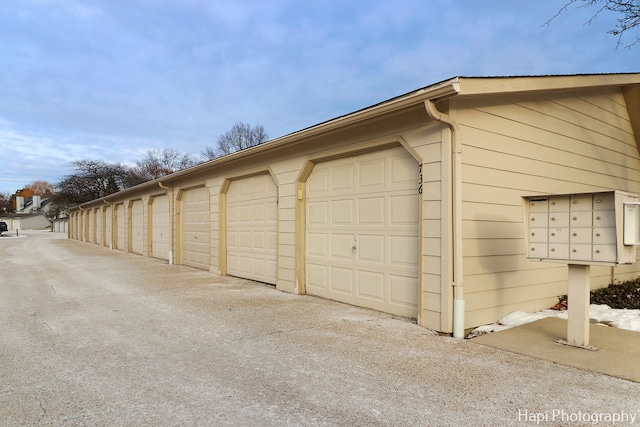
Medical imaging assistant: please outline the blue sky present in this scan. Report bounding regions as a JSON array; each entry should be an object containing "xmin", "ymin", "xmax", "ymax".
[{"xmin": 0, "ymin": 0, "xmax": 638, "ymax": 194}]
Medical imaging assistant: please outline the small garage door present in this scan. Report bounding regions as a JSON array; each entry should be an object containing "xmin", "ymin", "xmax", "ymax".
[
  {"xmin": 96, "ymin": 208, "xmax": 103, "ymax": 246},
  {"xmin": 306, "ymin": 146, "xmax": 419, "ymax": 318},
  {"xmin": 87, "ymin": 210, "xmax": 95, "ymax": 243},
  {"xmin": 151, "ymin": 195, "xmax": 170, "ymax": 260},
  {"xmin": 115, "ymin": 204, "xmax": 126, "ymax": 250},
  {"xmin": 227, "ymin": 174, "xmax": 277, "ymax": 284},
  {"xmin": 131, "ymin": 200, "xmax": 144, "ymax": 255},
  {"xmin": 181, "ymin": 187, "xmax": 210, "ymax": 270},
  {"xmin": 104, "ymin": 206, "xmax": 112, "ymax": 248}
]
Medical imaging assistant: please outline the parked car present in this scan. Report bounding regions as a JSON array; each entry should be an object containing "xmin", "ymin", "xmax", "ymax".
[{"xmin": 0, "ymin": 221, "xmax": 7, "ymax": 234}]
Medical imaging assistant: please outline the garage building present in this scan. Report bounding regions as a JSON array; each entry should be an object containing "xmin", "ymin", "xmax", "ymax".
[{"xmin": 69, "ymin": 73, "xmax": 640, "ymax": 335}]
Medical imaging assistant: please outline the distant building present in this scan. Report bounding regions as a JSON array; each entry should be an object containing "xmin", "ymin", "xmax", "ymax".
[{"xmin": 0, "ymin": 213, "xmax": 51, "ymax": 231}]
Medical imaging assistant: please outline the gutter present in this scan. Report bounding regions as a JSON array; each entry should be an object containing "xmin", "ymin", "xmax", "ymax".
[
  {"xmin": 158, "ymin": 182, "xmax": 174, "ymax": 265},
  {"xmin": 424, "ymin": 98, "xmax": 465, "ymax": 339}
]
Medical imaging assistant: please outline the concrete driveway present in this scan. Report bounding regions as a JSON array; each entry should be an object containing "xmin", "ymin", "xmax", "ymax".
[{"xmin": 1, "ymin": 231, "xmax": 639, "ymax": 426}]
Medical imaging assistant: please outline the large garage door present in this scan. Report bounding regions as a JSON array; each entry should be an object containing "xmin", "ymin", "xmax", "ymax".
[
  {"xmin": 181, "ymin": 187, "xmax": 210, "ymax": 270},
  {"xmin": 115, "ymin": 204, "xmax": 126, "ymax": 250},
  {"xmin": 306, "ymin": 146, "xmax": 419, "ymax": 318},
  {"xmin": 151, "ymin": 195, "xmax": 170, "ymax": 261},
  {"xmin": 131, "ymin": 200, "xmax": 144, "ymax": 255},
  {"xmin": 227, "ymin": 174, "xmax": 277, "ymax": 284}
]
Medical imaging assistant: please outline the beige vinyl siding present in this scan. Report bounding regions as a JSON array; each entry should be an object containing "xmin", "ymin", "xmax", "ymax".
[{"xmin": 457, "ymin": 88, "xmax": 640, "ymax": 328}]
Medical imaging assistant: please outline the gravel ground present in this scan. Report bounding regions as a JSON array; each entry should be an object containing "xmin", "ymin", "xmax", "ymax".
[{"xmin": 1, "ymin": 231, "xmax": 639, "ymax": 426}]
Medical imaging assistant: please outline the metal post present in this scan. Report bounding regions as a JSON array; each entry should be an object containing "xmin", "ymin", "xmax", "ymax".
[{"xmin": 557, "ymin": 264, "xmax": 598, "ymax": 350}]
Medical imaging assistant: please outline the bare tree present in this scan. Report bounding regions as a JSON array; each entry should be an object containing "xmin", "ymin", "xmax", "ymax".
[
  {"xmin": 546, "ymin": 0, "xmax": 640, "ymax": 47},
  {"xmin": 51, "ymin": 160, "xmax": 146, "ymax": 210},
  {"xmin": 202, "ymin": 122, "xmax": 269, "ymax": 160},
  {"xmin": 135, "ymin": 148, "xmax": 197, "ymax": 181}
]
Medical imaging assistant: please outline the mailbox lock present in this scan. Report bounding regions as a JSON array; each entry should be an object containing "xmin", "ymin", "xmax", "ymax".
[
  {"xmin": 572, "ymin": 249, "xmax": 577, "ymax": 253},
  {"xmin": 572, "ymin": 232, "xmax": 577, "ymax": 236},
  {"xmin": 551, "ymin": 217, "xmax": 556, "ymax": 221},
  {"xmin": 573, "ymin": 217, "xmax": 578, "ymax": 221},
  {"xmin": 595, "ymin": 249, "xmax": 601, "ymax": 254},
  {"xmin": 550, "ymin": 248, "xmax": 555, "ymax": 252},
  {"xmin": 596, "ymin": 216, "xmax": 601, "ymax": 220}
]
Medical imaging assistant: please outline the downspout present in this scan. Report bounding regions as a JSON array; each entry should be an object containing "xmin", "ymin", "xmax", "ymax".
[
  {"xmin": 158, "ymin": 182, "xmax": 174, "ymax": 265},
  {"xmin": 424, "ymin": 99, "xmax": 465, "ymax": 339}
]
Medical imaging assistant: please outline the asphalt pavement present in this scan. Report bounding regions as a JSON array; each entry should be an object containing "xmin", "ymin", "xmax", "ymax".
[{"xmin": 1, "ymin": 231, "xmax": 639, "ymax": 426}]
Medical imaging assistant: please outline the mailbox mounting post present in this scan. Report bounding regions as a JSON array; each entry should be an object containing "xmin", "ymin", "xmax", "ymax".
[{"xmin": 522, "ymin": 190, "xmax": 640, "ymax": 350}]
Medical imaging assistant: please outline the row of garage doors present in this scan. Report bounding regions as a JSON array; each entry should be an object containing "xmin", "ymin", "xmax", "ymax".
[{"xmin": 82, "ymin": 146, "xmax": 420, "ymax": 318}]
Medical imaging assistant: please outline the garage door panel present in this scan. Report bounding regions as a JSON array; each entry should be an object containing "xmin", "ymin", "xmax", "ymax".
[
  {"xmin": 390, "ymin": 236, "xmax": 419, "ymax": 267},
  {"xmin": 391, "ymin": 195, "xmax": 419, "ymax": 225},
  {"xmin": 306, "ymin": 146, "xmax": 419, "ymax": 318},
  {"xmin": 331, "ymin": 199, "xmax": 354, "ymax": 225},
  {"xmin": 308, "ymin": 233, "xmax": 328, "ymax": 256},
  {"xmin": 331, "ymin": 234, "xmax": 353, "ymax": 259},
  {"xmin": 307, "ymin": 264, "xmax": 327, "ymax": 288},
  {"xmin": 357, "ymin": 271, "xmax": 385, "ymax": 300},
  {"xmin": 391, "ymin": 155, "xmax": 418, "ymax": 184},
  {"xmin": 359, "ymin": 158, "xmax": 385, "ymax": 188},
  {"xmin": 358, "ymin": 235, "xmax": 384, "ymax": 263},
  {"xmin": 308, "ymin": 168, "xmax": 329, "ymax": 193},
  {"xmin": 238, "ymin": 231, "xmax": 251, "ymax": 249},
  {"xmin": 329, "ymin": 267, "xmax": 353, "ymax": 294},
  {"xmin": 390, "ymin": 275, "xmax": 419, "ymax": 308},
  {"xmin": 332, "ymin": 164, "xmax": 355, "ymax": 191},
  {"xmin": 227, "ymin": 174, "xmax": 277, "ymax": 284},
  {"xmin": 308, "ymin": 201, "xmax": 329, "ymax": 225},
  {"xmin": 359, "ymin": 197, "xmax": 385, "ymax": 225}
]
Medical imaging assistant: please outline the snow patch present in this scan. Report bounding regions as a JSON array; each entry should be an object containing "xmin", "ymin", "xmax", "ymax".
[{"xmin": 468, "ymin": 305, "xmax": 640, "ymax": 338}]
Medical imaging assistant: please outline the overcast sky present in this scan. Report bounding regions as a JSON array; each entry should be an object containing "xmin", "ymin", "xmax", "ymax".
[{"xmin": 1, "ymin": 0, "xmax": 638, "ymax": 194}]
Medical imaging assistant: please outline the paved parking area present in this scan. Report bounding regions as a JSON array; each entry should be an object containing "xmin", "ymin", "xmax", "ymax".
[{"xmin": 2, "ymin": 231, "xmax": 639, "ymax": 426}]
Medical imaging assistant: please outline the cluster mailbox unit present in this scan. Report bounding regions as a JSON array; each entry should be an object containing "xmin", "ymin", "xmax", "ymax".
[{"xmin": 522, "ymin": 191, "xmax": 640, "ymax": 349}]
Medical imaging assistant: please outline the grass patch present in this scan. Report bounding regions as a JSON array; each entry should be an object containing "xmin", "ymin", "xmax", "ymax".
[{"xmin": 553, "ymin": 278, "xmax": 640, "ymax": 310}]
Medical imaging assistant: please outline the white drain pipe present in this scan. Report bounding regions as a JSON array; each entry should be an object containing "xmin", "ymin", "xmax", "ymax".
[{"xmin": 424, "ymin": 99, "xmax": 465, "ymax": 339}]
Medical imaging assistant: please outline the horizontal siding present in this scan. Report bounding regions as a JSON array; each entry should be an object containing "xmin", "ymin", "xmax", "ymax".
[{"xmin": 458, "ymin": 88, "xmax": 640, "ymax": 328}]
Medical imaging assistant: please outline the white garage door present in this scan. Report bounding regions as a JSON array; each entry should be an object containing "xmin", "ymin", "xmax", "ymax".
[
  {"xmin": 227, "ymin": 174, "xmax": 278, "ymax": 284},
  {"xmin": 96, "ymin": 208, "xmax": 103, "ymax": 246},
  {"xmin": 306, "ymin": 146, "xmax": 419, "ymax": 318},
  {"xmin": 104, "ymin": 207, "xmax": 112, "ymax": 248},
  {"xmin": 181, "ymin": 187, "xmax": 210, "ymax": 270},
  {"xmin": 87, "ymin": 210, "xmax": 95, "ymax": 243},
  {"xmin": 115, "ymin": 204, "xmax": 126, "ymax": 250},
  {"xmin": 131, "ymin": 200, "xmax": 144, "ymax": 255},
  {"xmin": 151, "ymin": 195, "xmax": 170, "ymax": 261}
]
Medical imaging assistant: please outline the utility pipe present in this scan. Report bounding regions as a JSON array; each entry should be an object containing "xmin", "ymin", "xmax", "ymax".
[
  {"xmin": 158, "ymin": 182, "xmax": 174, "ymax": 265},
  {"xmin": 424, "ymin": 99, "xmax": 465, "ymax": 339}
]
